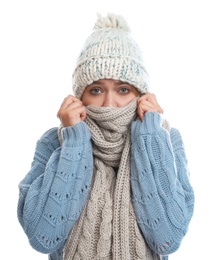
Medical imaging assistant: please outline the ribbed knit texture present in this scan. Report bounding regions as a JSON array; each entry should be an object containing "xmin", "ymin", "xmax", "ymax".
[{"xmin": 63, "ymin": 99, "xmax": 159, "ymax": 260}]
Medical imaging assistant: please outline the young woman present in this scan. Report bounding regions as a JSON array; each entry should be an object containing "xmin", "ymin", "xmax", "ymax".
[{"xmin": 17, "ymin": 13, "xmax": 194, "ymax": 260}]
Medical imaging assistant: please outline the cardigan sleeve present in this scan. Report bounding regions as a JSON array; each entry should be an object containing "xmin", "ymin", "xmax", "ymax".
[
  {"xmin": 130, "ymin": 112, "xmax": 194, "ymax": 256},
  {"xmin": 17, "ymin": 122, "xmax": 93, "ymax": 254}
]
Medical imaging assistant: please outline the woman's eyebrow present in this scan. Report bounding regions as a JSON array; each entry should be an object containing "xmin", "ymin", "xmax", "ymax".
[
  {"xmin": 115, "ymin": 81, "xmax": 129, "ymax": 85},
  {"xmin": 89, "ymin": 81, "xmax": 103, "ymax": 86}
]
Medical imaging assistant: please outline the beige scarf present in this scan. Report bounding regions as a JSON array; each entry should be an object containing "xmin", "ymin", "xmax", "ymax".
[{"xmin": 63, "ymin": 98, "xmax": 160, "ymax": 260}]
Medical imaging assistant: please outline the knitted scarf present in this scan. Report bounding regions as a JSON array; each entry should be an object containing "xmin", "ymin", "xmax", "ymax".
[{"xmin": 63, "ymin": 98, "xmax": 160, "ymax": 260}]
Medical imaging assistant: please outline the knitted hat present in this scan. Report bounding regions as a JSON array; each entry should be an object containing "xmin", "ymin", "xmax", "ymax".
[{"xmin": 72, "ymin": 13, "xmax": 149, "ymax": 99}]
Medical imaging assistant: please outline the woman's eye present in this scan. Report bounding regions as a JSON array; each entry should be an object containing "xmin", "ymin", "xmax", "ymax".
[
  {"xmin": 90, "ymin": 88, "xmax": 102, "ymax": 94},
  {"xmin": 119, "ymin": 87, "xmax": 130, "ymax": 94}
]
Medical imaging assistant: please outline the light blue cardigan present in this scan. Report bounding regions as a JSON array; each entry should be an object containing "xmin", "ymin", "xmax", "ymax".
[{"xmin": 17, "ymin": 112, "xmax": 194, "ymax": 260}]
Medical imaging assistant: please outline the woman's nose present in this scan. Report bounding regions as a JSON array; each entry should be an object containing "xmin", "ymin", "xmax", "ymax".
[{"xmin": 102, "ymin": 92, "xmax": 116, "ymax": 107}]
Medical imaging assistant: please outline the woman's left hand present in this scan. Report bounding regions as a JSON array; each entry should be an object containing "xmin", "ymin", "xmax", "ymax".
[{"xmin": 137, "ymin": 93, "xmax": 163, "ymax": 120}]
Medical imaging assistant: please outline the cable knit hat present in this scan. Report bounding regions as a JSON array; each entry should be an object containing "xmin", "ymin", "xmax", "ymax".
[{"xmin": 73, "ymin": 13, "xmax": 149, "ymax": 99}]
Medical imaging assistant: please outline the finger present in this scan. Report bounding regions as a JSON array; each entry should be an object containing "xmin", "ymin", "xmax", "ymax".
[
  {"xmin": 146, "ymin": 94, "xmax": 163, "ymax": 113},
  {"xmin": 138, "ymin": 93, "xmax": 157, "ymax": 104},
  {"xmin": 140, "ymin": 101, "xmax": 163, "ymax": 114},
  {"xmin": 138, "ymin": 94, "xmax": 163, "ymax": 113},
  {"xmin": 60, "ymin": 95, "xmax": 82, "ymax": 109},
  {"xmin": 80, "ymin": 107, "xmax": 87, "ymax": 121},
  {"xmin": 57, "ymin": 96, "xmax": 83, "ymax": 118},
  {"xmin": 138, "ymin": 106, "xmax": 145, "ymax": 120},
  {"xmin": 137, "ymin": 99, "xmax": 163, "ymax": 115},
  {"xmin": 61, "ymin": 95, "xmax": 74, "ymax": 107},
  {"xmin": 58, "ymin": 106, "xmax": 86, "ymax": 126}
]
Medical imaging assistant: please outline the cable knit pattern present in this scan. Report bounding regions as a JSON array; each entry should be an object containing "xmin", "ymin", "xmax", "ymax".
[
  {"xmin": 17, "ymin": 105, "xmax": 194, "ymax": 260},
  {"xmin": 63, "ymin": 99, "xmax": 159, "ymax": 260}
]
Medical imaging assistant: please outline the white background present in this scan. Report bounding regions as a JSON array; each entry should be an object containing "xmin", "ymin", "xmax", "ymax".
[{"xmin": 1, "ymin": 0, "xmax": 208, "ymax": 259}]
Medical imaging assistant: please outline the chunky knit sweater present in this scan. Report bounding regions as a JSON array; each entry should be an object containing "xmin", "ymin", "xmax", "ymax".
[{"xmin": 17, "ymin": 112, "xmax": 194, "ymax": 260}]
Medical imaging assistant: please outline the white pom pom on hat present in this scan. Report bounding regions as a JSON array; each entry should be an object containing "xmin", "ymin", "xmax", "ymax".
[{"xmin": 72, "ymin": 13, "xmax": 149, "ymax": 99}]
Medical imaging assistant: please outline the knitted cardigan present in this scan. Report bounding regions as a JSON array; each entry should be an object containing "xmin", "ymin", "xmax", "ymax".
[{"xmin": 17, "ymin": 112, "xmax": 195, "ymax": 260}]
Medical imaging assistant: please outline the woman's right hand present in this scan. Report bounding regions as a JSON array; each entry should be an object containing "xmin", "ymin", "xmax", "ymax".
[{"xmin": 57, "ymin": 95, "xmax": 86, "ymax": 126}]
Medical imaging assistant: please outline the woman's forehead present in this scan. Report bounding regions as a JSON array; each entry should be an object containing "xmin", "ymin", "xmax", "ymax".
[{"xmin": 89, "ymin": 79, "xmax": 131, "ymax": 86}]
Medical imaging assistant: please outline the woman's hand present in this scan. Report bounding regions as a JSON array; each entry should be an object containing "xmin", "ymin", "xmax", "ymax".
[
  {"xmin": 137, "ymin": 93, "xmax": 163, "ymax": 120},
  {"xmin": 57, "ymin": 95, "xmax": 86, "ymax": 126}
]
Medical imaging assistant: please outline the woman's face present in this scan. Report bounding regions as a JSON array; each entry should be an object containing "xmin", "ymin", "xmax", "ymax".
[{"xmin": 81, "ymin": 79, "xmax": 140, "ymax": 107}]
